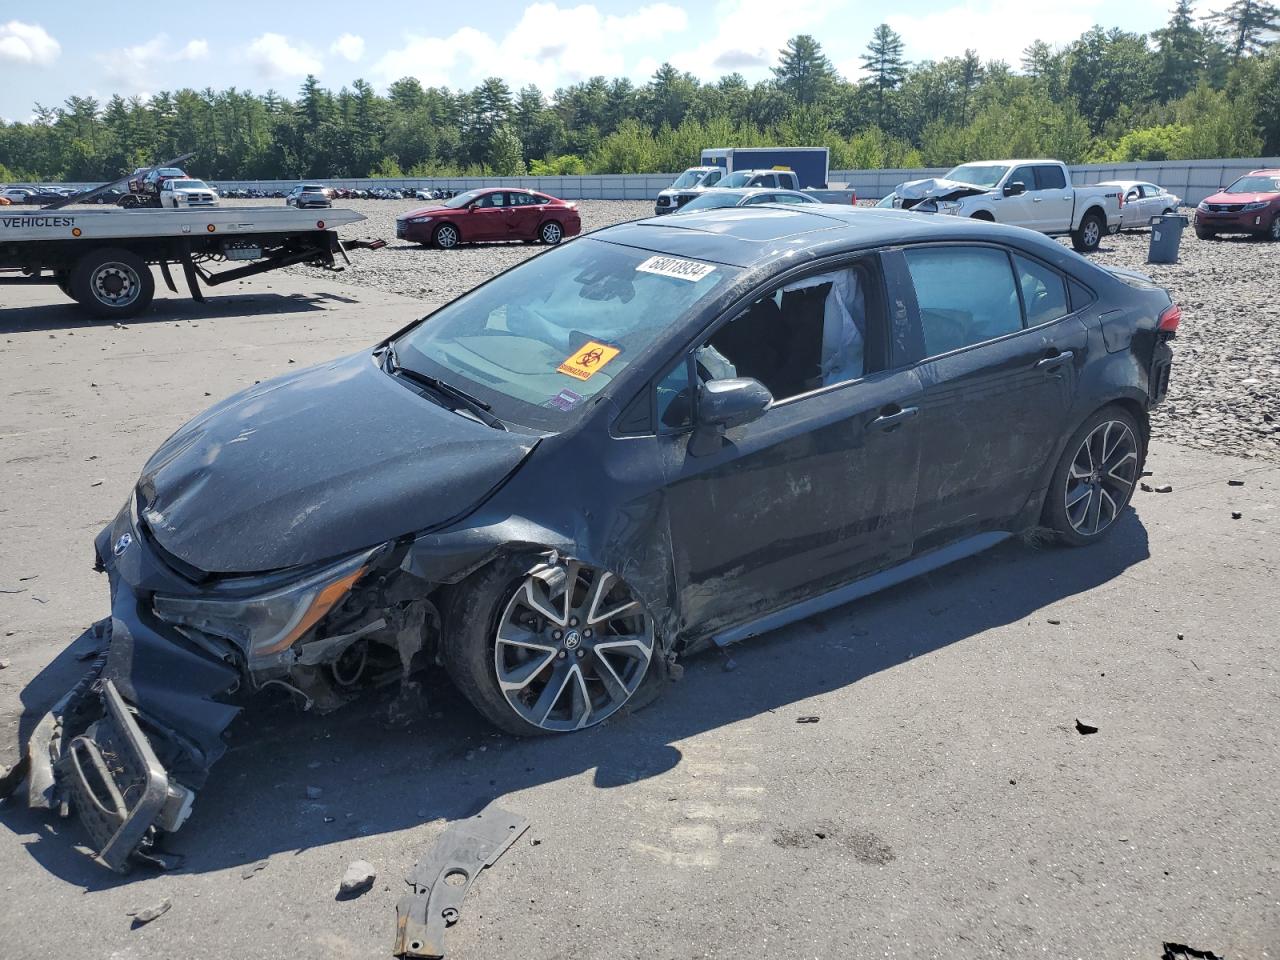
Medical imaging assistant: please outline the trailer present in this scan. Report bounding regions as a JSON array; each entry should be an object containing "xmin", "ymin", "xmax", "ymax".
[
  {"xmin": 0, "ymin": 205, "xmax": 383, "ymax": 318},
  {"xmin": 700, "ymin": 146, "xmax": 831, "ymax": 188}
]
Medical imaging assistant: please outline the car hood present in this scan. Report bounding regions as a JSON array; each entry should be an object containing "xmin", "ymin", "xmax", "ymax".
[
  {"xmin": 135, "ymin": 352, "xmax": 537, "ymax": 574},
  {"xmin": 400, "ymin": 205, "xmax": 453, "ymax": 219},
  {"xmin": 896, "ymin": 177, "xmax": 991, "ymax": 201},
  {"xmin": 1202, "ymin": 190, "xmax": 1279, "ymax": 204}
]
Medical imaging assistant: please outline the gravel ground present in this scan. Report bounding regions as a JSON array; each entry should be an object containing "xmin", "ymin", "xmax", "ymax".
[{"xmin": 250, "ymin": 198, "xmax": 1280, "ymax": 460}]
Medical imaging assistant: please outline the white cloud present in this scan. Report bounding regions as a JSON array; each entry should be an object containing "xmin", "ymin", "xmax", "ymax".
[
  {"xmin": 668, "ymin": 0, "xmax": 829, "ymax": 80},
  {"xmin": 331, "ymin": 33, "xmax": 365, "ymax": 62},
  {"xmin": 373, "ymin": 3, "xmax": 686, "ymax": 91},
  {"xmin": 883, "ymin": 0, "xmax": 1105, "ymax": 68},
  {"xmin": 244, "ymin": 33, "xmax": 323, "ymax": 80},
  {"xmin": 0, "ymin": 20, "xmax": 61, "ymax": 65},
  {"xmin": 96, "ymin": 34, "xmax": 210, "ymax": 90}
]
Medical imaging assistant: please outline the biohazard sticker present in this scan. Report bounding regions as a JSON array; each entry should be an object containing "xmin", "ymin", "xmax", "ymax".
[
  {"xmin": 557, "ymin": 341, "xmax": 621, "ymax": 381},
  {"xmin": 636, "ymin": 255, "xmax": 716, "ymax": 282}
]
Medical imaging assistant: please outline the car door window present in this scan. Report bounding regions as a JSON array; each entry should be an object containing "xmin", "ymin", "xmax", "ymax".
[
  {"xmin": 656, "ymin": 259, "xmax": 887, "ymax": 433},
  {"xmin": 903, "ymin": 246, "xmax": 1023, "ymax": 356},
  {"xmin": 1034, "ymin": 165, "xmax": 1067, "ymax": 190},
  {"xmin": 511, "ymin": 192, "xmax": 537, "ymax": 206},
  {"xmin": 1008, "ymin": 166, "xmax": 1035, "ymax": 192},
  {"xmin": 475, "ymin": 192, "xmax": 505, "ymax": 208},
  {"xmin": 1012, "ymin": 255, "xmax": 1070, "ymax": 327},
  {"xmin": 743, "ymin": 193, "xmax": 775, "ymax": 205},
  {"xmin": 771, "ymin": 193, "xmax": 810, "ymax": 205},
  {"xmin": 704, "ymin": 170, "xmax": 722, "ymax": 186}
]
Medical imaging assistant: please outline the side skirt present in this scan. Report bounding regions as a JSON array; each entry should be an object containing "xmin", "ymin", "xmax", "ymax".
[{"xmin": 711, "ymin": 531, "xmax": 1011, "ymax": 648}]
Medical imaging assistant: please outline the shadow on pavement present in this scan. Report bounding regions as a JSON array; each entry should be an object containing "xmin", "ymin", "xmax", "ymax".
[
  {"xmin": 0, "ymin": 289, "xmax": 358, "ymax": 335},
  {"xmin": 2, "ymin": 512, "xmax": 1150, "ymax": 889}
]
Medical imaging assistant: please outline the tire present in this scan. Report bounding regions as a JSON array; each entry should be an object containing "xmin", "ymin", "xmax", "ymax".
[
  {"xmin": 1194, "ymin": 225, "xmax": 1216, "ymax": 240},
  {"xmin": 54, "ymin": 271, "xmax": 73, "ymax": 300},
  {"xmin": 1042, "ymin": 405, "xmax": 1143, "ymax": 547},
  {"xmin": 539, "ymin": 220, "xmax": 564, "ymax": 244},
  {"xmin": 1269, "ymin": 215, "xmax": 1280, "ymax": 242},
  {"xmin": 441, "ymin": 554, "xmax": 658, "ymax": 736},
  {"xmin": 69, "ymin": 247, "xmax": 155, "ymax": 319},
  {"xmin": 433, "ymin": 222, "xmax": 460, "ymax": 250},
  {"xmin": 1071, "ymin": 210, "xmax": 1105, "ymax": 252}
]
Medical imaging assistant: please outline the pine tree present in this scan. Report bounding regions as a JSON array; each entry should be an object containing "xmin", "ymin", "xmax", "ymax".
[
  {"xmin": 1154, "ymin": 0, "xmax": 1207, "ymax": 99},
  {"xmin": 1205, "ymin": 0, "xmax": 1280, "ymax": 59},
  {"xmin": 861, "ymin": 25, "xmax": 908, "ymax": 131},
  {"xmin": 772, "ymin": 35, "xmax": 837, "ymax": 106}
]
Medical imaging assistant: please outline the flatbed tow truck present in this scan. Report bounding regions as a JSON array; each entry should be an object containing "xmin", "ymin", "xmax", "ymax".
[{"xmin": 0, "ymin": 156, "xmax": 384, "ymax": 318}]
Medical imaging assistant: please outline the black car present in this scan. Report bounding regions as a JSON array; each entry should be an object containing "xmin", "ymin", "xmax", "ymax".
[{"xmin": 21, "ymin": 205, "xmax": 1176, "ymax": 870}]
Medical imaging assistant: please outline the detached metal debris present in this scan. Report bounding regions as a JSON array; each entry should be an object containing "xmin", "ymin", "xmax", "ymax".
[{"xmin": 394, "ymin": 804, "xmax": 528, "ymax": 959}]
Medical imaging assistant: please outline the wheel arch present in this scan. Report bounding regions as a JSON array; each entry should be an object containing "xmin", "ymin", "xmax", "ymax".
[
  {"xmin": 969, "ymin": 209, "xmax": 996, "ymax": 221},
  {"xmin": 1078, "ymin": 204, "xmax": 1108, "ymax": 228}
]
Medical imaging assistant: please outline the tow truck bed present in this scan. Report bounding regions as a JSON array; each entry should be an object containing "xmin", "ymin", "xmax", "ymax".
[{"xmin": 0, "ymin": 206, "xmax": 381, "ymax": 318}]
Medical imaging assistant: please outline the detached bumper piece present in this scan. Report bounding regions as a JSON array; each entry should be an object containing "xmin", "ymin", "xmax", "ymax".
[
  {"xmin": 394, "ymin": 804, "xmax": 529, "ymax": 959},
  {"xmin": 25, "ymin": 673, "xmax": 195, "ymax": 873},
  {"xmin": 60, "ymin": 680, "xmax": 192, "ymax": 872}
]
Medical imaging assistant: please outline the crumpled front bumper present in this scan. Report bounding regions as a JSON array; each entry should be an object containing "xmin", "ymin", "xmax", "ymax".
[{"xmin": 23, "ymin": 562, "xmax": 244, "ymax": 871}]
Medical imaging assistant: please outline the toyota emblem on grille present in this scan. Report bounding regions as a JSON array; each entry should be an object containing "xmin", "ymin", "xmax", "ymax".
[{"xmin": 113, "ymin": 533, "xmax": 133, "ymax": 557}]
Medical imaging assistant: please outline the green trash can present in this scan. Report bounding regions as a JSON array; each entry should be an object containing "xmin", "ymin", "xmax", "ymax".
[{"xmin": 1148, "ymin": 213, "xmax": 1188, "ymax": 264}]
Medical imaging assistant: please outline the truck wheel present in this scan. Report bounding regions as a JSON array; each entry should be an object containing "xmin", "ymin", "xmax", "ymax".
[
  {"xmin": 1071, "ymin": 211, "xmax": 1105, "ymax": 252},
  {"xmin": 70, "ymin": 248, "xmax": 155, "ymax": 319},
  {"xmin": 54, "ymin": 271, "xmax": 73, "ymax": 299}
]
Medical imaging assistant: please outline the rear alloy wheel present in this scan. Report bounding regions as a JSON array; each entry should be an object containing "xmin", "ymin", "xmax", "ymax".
[
  {"xmin": 443, "ymin": 556, "xmax": 657, "ymax": 735},
  {"xmin": 1072, "ymin": 211, "xmax": 1105, "ymax": 252},
  {"xmin": 1043, "ymin": 407, "xmax": 1141, "ymax": 546},
  {"xmin": 433, "ymin": 223, "xmax": 459, "ymax": 249},
  {"xmin": 539, "ymin": 221, "xmax": 564, "ymax": 245},
  {"xmin": 69, "ymin": 247, "xmax": 155, "ymax": 319}
]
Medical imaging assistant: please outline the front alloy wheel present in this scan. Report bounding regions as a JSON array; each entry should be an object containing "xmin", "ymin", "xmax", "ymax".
[
  {"xmin": 434, "ymin": 224, "xmax": 459, "ymax": 249},
  {"xmin": 494, "ymin": 562, "xmax": 654, "ymax": 732},
  {"xmin": 442, "ymin": 556, "xmax": 657, "ymax": 735}
]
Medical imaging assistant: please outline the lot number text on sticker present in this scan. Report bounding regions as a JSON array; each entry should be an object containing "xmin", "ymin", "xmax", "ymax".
[
  {"xmin": 636, "ymin": 255, "xmax": 717, "ymax": 282},
  {"xmin": 558, "ymin": 341, "xmax": 621, "ymax": 381}
]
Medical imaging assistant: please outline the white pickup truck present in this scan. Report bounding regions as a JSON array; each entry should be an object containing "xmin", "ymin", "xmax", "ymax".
[{"xmin": 882, "ymin": 159, "xmax": 1123, "ymax": 252}]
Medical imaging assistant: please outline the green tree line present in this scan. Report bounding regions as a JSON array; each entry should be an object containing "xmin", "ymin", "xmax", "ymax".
[{"xmin": 1, "ymin": 2, "xmax": 1277, "ymax": 184}]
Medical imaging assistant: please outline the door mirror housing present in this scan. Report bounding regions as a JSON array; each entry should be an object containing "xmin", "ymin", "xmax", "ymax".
[
  {"xmin": 1003, "ymin": 181, "xmax": 1027, "ymax": 197},
  {"xmin": 690, "ymin": 378, "xmax": 773, "ymax": 456}
]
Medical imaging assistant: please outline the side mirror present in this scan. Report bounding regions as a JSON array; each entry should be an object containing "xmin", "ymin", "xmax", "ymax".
[
  {"xmin": 1003, "ymin": 181, "xmax": 1027, "ymax": 197},
  {"xmin": 689, "ymin": 378, "xmax": 772, "ymax": 456}
]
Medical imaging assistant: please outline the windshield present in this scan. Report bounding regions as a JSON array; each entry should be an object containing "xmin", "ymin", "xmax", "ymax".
[
  {"xmin": 445, "ymin": 189, "xmax": 485, "ymax": 208},
  {"xmin": 1224, "ymin": 175, "xmax": 1280, "ymax": 194},
  {"xmin": 943, "ymin": 163, "xmax": 1011, "ymax": 188},
  {"xmin": 720, "ymin": 171, "xmax": 760, "ymax": 188},
  {"xmin": 670, "ymin": 169, "xmax": 708, "ymax": 189},
  {"xmin": 302, "ymin": 184, "xmax": 326, "ymax": 191},
  {"xmin": 679, "ymin": 192, "xmax": 744, "ymax": 211},
  {"xmin": 393, "ymin": 238, "xmax": 738, "ymax": 430}
]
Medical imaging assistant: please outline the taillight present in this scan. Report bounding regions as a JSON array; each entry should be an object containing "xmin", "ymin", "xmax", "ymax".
[
  {"xmin": 1158, "ymin": 303, "xmax": 1181, "ymax": 334},
  {"xmin": 850, "ymin": 191, "xmax": 857, "ymax": 204}
]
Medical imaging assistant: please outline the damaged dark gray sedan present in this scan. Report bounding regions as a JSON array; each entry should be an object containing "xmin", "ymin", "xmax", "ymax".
[{"xmin": 19, "ymin": 205, "xmax": 1177, "ymax": 870}]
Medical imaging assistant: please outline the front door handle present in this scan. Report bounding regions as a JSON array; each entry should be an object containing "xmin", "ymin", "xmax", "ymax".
[
  {"xmin": 1032, "ymin": 197, "xmax": 1043, "ymax": 203},
  {"xmin": 867, "ymin": 405, "xmax": 919, "ymax": 432},
  {"xmin": 1036, "ymin": 349, "xmax": 1074, "ymax": 371}
]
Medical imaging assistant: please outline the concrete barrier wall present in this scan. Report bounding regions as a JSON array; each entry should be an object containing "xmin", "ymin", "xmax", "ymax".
[{"xmin": 14, "ymin": 157, "xmax": 1278, "ymax": 205}]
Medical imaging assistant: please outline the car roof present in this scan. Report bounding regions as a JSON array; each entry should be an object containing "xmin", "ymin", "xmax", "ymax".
[
  {"xmin": 1247, "ymin": 168, "xmax": 1280, "ymax": 175},
  {"xmin": 596, "ymin": 205, "xmax": 1056, "ymax": 269}
]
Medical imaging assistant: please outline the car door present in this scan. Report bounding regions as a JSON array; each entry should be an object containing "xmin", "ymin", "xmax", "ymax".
[
  {"xmin": 467, "ymin": 191, "xmax": 508, "ymax": 240},
  {"xmin": 656, "ymin": 254, "xmax": 925, "ymax": 639},
  {"xmin": 1033, "ymin": 164, "xmax": 1073, "ymax": 233},
  {"xmin": 891, "ymin": 243, "xmax": 1088, "ymax": 552},
  {"xmin": 507, "ymin": 192, "xmax": 539, "ymax": 238},
  {"xmin": 997, "ymin": 165, "xmax": 1038, "ymax": 227}
]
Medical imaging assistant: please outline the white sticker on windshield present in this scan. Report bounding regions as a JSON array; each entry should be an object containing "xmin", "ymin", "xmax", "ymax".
[{"xmin": 636, "ymin": 255, "xmax": 716, "ymax": 282}]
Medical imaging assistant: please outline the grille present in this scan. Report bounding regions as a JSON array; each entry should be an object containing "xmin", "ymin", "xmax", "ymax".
[{"xmin": 1207, "ymin": 203, "xmax": 1244, "ymax": 213}]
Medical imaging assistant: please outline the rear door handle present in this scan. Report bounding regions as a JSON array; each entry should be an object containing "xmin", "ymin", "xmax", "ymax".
[
  {"xmin": 1036, "ymin": 349, "xmax": 1074, "ymax": 370},
  {"xmin": 867, "ymin": 406, "xmax": 919, "ymax": 431}
]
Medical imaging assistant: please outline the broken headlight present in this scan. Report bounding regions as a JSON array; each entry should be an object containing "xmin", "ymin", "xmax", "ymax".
[
  {"xmin": 152, "ymin": 548, "xmax": 376, "ymax": 666},
  {"xmin": 936, "ymin": 201, "xmax": 962, "ymax": 215}
]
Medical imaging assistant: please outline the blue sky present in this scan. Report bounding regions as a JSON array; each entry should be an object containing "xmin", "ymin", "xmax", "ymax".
[{"xmin": 1, "ymin": 0, "xmax": 1199, "ymax": 120}]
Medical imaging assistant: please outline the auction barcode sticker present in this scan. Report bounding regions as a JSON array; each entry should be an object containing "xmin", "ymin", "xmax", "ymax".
[{"xmin": 636, "ymin": 255, "xmax": 716, "ymax": 282}]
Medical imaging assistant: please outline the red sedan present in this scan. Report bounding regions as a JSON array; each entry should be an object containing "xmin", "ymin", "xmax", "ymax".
[{"xmin": 395, "ymin": 187, "xmax": 581, "ymax": 249}]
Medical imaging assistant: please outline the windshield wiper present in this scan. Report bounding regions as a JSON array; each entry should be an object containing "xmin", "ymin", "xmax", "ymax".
[{"xmin": 382, "ymin": 345, "xmax": 506, "ymax": 431}]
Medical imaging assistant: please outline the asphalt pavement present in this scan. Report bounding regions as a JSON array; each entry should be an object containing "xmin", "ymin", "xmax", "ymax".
[{"xmin": 0, "ymin": 273, "xmax": 1276, "ymax": 960}]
